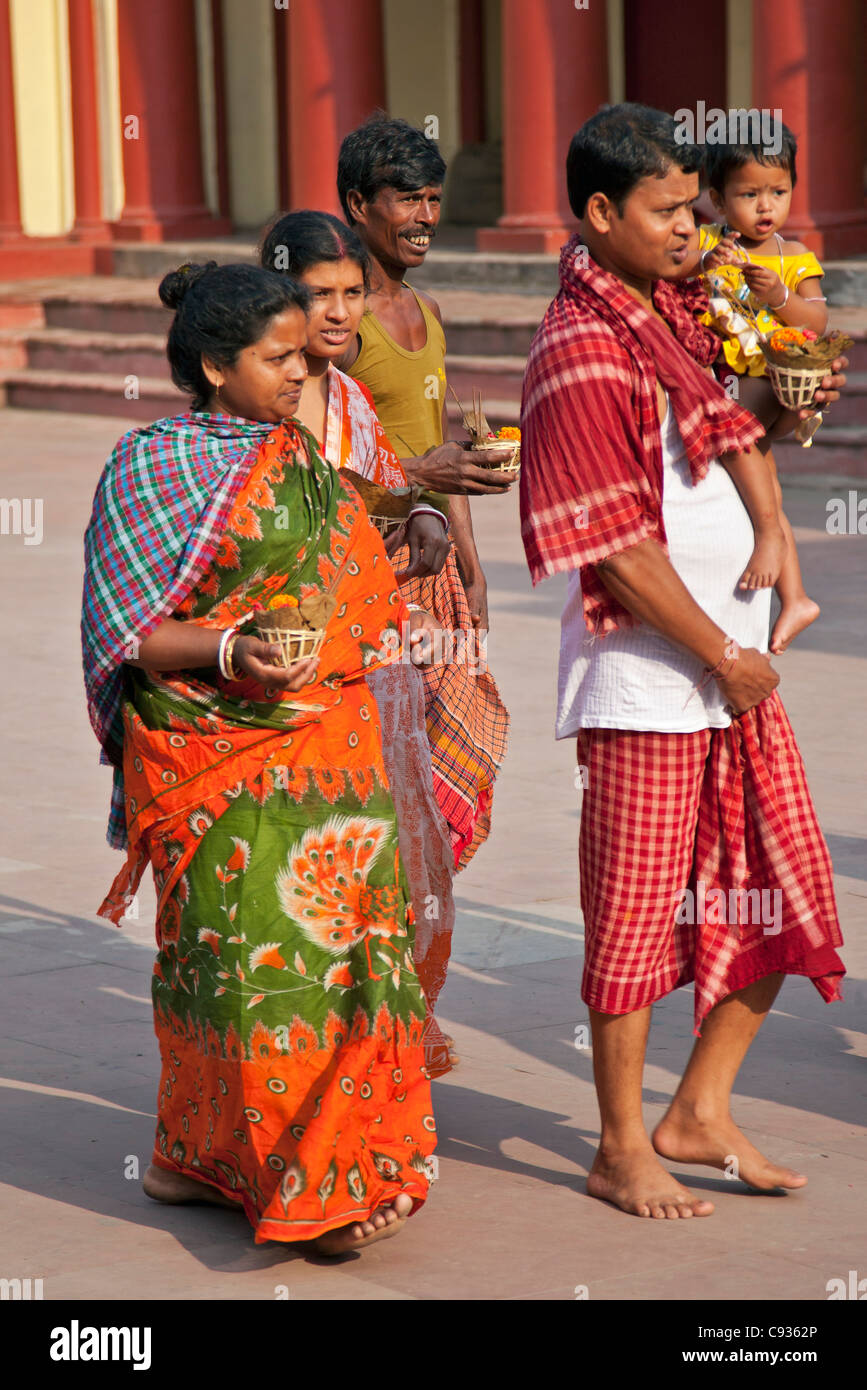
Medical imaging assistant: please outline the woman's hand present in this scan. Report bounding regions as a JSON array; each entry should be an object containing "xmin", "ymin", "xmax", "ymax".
[
  {"xmin": 233, "ymin": 635, "xmax": 320, "ymax": 691},
  {"xmin": 715, "ymin": 647, "xmax": 779, "ymax": 715},
  {"xmin": 389, "ymin": 512, "xmax": 451, "ymax": 580}
]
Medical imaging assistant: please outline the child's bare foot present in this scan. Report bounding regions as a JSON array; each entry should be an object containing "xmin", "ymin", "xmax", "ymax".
[
  {"xmin": 739, "ymin": 525, "xmax": 787, "ymax": 590},
  {"xmin": 312, "ymin": 1193, "xmax": 413, "ymax": 1255},
  {"xmin": 770, "ymin": 596, "xmax": 821, "ymax": 653},
  {"xmin": 143, "ymin": 1163, "xmax": 241, "ymax": 1210}
]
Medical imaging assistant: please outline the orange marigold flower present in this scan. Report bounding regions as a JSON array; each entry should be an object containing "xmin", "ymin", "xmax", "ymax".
[
  {"xmin": 268, "ymin": 594, "xmax": 299, "ymax": 610},
  {"xmin": 497, "ymin": 425, "xmax": 521, "ymax": 440},
  {"xmin": 768, "ymin": 327, "xmax": 808, "ymax": 350}
]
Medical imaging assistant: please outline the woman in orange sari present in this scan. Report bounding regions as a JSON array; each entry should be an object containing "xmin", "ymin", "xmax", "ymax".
[
  {"xmin": 82, "ymin": 263, "xmax": 438, "ymax": 1254},
  {"xmin": 260, "ymin": 212, "xmax": 508, "ymax": 1077}
]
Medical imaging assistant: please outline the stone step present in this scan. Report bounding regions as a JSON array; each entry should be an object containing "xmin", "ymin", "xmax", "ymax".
[
  {"xmin": 0, "ymin": 368, "xmax": 184, "ymax": 421},
  {"xmin": 773, "ymin": 426, "xmax": 867, "ymax": 479},
  {"xmin": 14, "ymin": 326, "xmax": 170, "ymax": 380},
  {"xmin": 811, "ymin": 370, "xmax": 867, "ymax": 427},
  {"xmin": 445, "ymin": 353, "xmax": 526, "ymax": 405},
  {"xmin": 97, "ymin": 237, "xmax": 867, "ymax": 305}
]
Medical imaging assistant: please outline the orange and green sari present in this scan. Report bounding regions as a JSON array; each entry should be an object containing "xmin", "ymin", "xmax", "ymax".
[{"xmin": 94, "ymin": 418, "xmax": 436, "ymax": 1243}]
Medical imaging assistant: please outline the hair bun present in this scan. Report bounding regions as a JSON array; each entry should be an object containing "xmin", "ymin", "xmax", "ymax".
[{"xmin": 158, "ymin": 261, "xmax": 219, "ymax": 310}]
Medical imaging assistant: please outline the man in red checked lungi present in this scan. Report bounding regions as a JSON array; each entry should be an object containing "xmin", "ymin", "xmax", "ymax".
[{"xmin": 521, "ymin": 103, "xmax": 848, "ymax": 1220}]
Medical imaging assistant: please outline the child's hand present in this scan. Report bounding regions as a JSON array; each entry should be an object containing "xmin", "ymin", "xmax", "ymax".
[
  {"xmin": 741, "ymin": 262, "xmax": 785, "ymax": 305},
  {"xmin": 702, "ymin": 231, "xmax": 740, "ymax": 269}
]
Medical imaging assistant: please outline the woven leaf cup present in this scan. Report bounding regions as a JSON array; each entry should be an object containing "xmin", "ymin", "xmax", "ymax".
[{"xmin": 255, "ymin": 593, "xmax": 335, "ymax": 668}]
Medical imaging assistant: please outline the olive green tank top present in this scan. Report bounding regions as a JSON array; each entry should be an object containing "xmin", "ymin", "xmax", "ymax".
[{"xmin": 352, "ymin": 285, "xmax": 449, "ymax": 516}]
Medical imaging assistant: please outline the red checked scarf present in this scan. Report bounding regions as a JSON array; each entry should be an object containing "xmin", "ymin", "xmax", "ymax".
[{"xmin": 520, "ymin": 235, "xmax": 763, "ymax": 634}]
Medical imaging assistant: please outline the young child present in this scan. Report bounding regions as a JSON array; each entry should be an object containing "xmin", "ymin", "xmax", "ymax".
[{"xmin": 676, "ymin": 124, "xmax": 825, "ymax": 652}]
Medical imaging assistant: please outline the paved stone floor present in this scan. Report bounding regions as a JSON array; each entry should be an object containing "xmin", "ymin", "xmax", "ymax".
[{"xmin": 1, "ymin": 409, "xmax": 864, "ymax": 1301}]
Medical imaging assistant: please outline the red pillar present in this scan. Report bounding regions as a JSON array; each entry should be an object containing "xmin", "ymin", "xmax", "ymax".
[
  {"xmin": 280, "ymin": 0, "xmax": 385, "ymax": 215},
  {"xmin": 477, "ymin": 0, "xmax": 608, "ymax": 253},
  {"xmin": 0, "ymin": 0, "xmax": 24, "ymax": 242},
  {"xmin": 111, "ymin": 0, "xmax": 230, "ymax": 241},
  {"xmin": 753, "ymin": 0, "xmax": 867, "ymax": 257},
  {"xmin": 67, "ymin": 0, "xmax": 109, "ymax": 239}
]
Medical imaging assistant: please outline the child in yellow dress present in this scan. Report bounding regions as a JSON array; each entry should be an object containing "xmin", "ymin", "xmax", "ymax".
[{"xmin": 676, "ymin": 124, "xmax": 826, "ymax": 651}]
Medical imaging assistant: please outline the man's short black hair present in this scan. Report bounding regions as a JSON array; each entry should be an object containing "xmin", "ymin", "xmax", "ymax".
[
  {"xmin": 566, "ymin": 102, "xmax": 702, "ymax": 219},
  {"xmin": 704, "ymin": 123, "xmax": 798, "ymax": 195},
  {"xmin": 337, "ymin": 113, "xmax": 446, "ymax": 223}
]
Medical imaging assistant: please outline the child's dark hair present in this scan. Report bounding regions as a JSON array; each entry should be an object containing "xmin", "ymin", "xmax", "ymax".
[
  {"xmin": 158, "ymin": 262, "xmax": 310, "ymax": 410},
  {"xmin": 704, "ymin": 123, "xmax": 798, "ymax": 195},
  {"xmin": 566, "ymin": 103, "xmax": 703, "ymax": 219},
  {"xmin": 337, "ymin": 112, "xmax": 446, "ymax": 224},
  {"xmin": 260, "ymin": 210, "xmax": 370, "ymax": 289}
]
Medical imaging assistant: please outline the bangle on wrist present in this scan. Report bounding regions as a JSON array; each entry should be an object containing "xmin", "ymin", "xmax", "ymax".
[
  {"xmin": 225, "ymin": 632, "xmax": 242, "ymax": 681},
  {"xmin": 767, "ymin": 285, "xmax": 789, "ymax": 310},
  {"xmin": 218, "ymin": 627, "xmax": 239, "ymax": 680}
]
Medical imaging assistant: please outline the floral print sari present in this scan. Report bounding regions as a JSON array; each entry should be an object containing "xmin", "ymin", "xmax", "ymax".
[{"xmin": 97, "ymin": 420, "xmax": 436, "ymax": 1243}]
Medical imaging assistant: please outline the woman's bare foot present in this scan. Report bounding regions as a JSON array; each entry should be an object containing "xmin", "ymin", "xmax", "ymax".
[
  {"xmin": 770, "ymin": 595, "xmax": 821, "ymax": 653},
  {"xmin": 142, "ymin": 1163, "xmax": 240, "ymax": 1210},
  {"xmin": 312, "ymin": 1192, "xmax": 413, "ymax": 1256},
  {"xmin": 587, "ymin": 1143, "xmax": 715, "ymax": 1219},
  {"xmin": 652, "ymin": 1106, "xmax": 807, "ymax": 1191},
  {"xmin": 739, "ymin": 525, "xmax": 787, "ymax": 590}
]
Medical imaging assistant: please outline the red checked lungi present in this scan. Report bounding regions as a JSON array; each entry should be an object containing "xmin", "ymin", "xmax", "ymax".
[{"xmin": 576, "ymin": 692, "xmax": 844, "ymax": 1033}]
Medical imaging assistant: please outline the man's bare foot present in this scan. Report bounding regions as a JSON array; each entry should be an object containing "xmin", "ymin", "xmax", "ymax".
[
  {"xmin": 587, "ymin": 1144, "xmax": 715, "ymax": 1218},
  {"xmin": 739, "ymin": 525, "xmax": 787, "ymax": 590},
  {"xmin": 142, "ymin": 1163, "xmax": 240, "ymax": 1210},
  {"xmin": 312, "ymin": 1192, "xmax": 413, "ymax": 1256},
  {"xmin": 770, "ymin": 595, "xmax": 821, "ymax": 653},
  {"xmin": 652, "ymin": 1107, "xmax": 807, "ymax": 1191}
]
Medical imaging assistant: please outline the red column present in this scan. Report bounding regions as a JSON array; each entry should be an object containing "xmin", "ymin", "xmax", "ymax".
[
  {"xmin": 280, "ymin": 0, "xmax": 385, "ymax": 215},
  {"xmin": 111, "ymin": 0, "xmax": 230, "ymax": 241},
  {"xmin": 67, "ymin": 0, "xmax": 109, "ymax": 239},
  {"xmin": 477, "ymin": 0, "xmax": 608, "ymax": 253},
  {"xmin": 753, "ymin": 0, "xmax": 867, "ymax": 257},
  {"xmin": 0, "ymin": 0, "xmax": 24, "ymax": 242}
]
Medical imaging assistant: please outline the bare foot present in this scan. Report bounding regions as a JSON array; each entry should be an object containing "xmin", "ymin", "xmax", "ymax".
[
  {"xmin": 312, "ymin": 1192, "xmax": 413, "ymax": 1256},
  {"xmin": 142, "ymin": 1163, "xmax": 241, "ymax": 1210},
  {"xmin": 770, "ymin": 595, "xmax": 820, "ymax": 653},
  {"xmin": 739, "ymin": 524, "xmax": 787, "ymax": 590},
  {"xmin": 587, "ymin": 1144, "xmax": 715, "ymax": 1219},
  {"xmin": 652, "ymin": 1107, "xmax": 807, "ymax": 1191}
]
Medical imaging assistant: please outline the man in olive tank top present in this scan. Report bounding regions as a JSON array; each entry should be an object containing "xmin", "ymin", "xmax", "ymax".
[{"xmin": 337, "ymin": 115, "xmax": 514, "ymax": 631}]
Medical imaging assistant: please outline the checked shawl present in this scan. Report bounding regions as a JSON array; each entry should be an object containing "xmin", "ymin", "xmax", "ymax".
[
  {"xmin": 82, "ymin": 412, "xmax": 276, "ymax": 849},
  {"xmin": 519, "ymin": 235, "xmax": 764, "ymax": 635}
]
